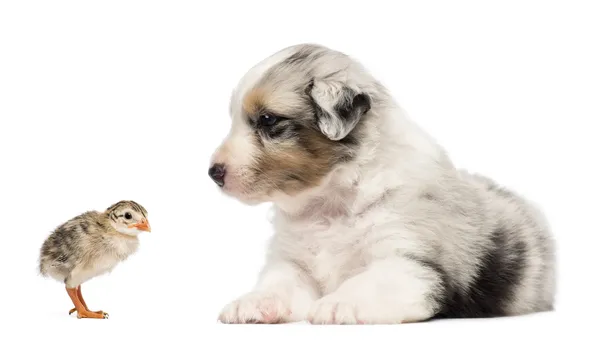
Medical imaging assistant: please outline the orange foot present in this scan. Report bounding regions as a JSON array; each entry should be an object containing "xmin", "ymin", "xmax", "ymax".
[
  {"xmin": 66, "ymin": 285, "xmax": 109, "ymax": 319},
  {"xmin": 69, "ymin": 308, "xmax": 104, "ymax": 315},
  {"xmin": 76, "ymin": 310, "xmax": 109, "ymax": 319}
]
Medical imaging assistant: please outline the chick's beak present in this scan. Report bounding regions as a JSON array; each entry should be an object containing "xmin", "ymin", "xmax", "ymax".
[{"xmin": 128, "ymin": 218, "xmax": 151, "ymax": 232}]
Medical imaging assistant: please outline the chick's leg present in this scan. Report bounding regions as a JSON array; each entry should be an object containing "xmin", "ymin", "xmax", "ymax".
[
  {"xmin": 66, "ymin": 287, "xmax": 108, "ymax": 319},
  {"xmin": 68, "ymin": 286, "xmax": 103, "ymax": 315}
]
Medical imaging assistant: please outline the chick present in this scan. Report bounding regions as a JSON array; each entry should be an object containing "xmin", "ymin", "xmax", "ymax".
[{"xmin": 38, "ymin": 200, "xmax": 151, "ymax": 319}]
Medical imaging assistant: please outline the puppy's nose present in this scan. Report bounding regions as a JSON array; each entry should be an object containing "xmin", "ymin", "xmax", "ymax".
[{"xmin": 208, "ymin": 163, "xmax": 226, "ymax": 187}]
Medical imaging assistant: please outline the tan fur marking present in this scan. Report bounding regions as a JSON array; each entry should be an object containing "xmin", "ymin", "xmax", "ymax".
[
  {"xmin": 243, "ymin": 87, "xmax": 268, "ymax": 115},
  {"xmin": 253, "ymin": 127, "xmax": 343, "ymax": 196}
]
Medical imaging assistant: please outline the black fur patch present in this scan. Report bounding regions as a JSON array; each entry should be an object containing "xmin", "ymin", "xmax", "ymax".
[
  {"xmin": 306, "ymin": 81, "xmax": 370, "ymax": 143},
  {"xmin": 433, "ymin": 227, "xmax": 527, "ymax": 319},
  {"xmin": 333, "ymin": 92, "xmax": 371, "ymax": 122}
]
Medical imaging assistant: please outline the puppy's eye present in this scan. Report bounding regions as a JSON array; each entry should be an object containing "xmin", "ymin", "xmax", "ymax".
[
  {"xmin": 258, "ymin": 114, "xmax": 278, "ymax": 126},
  {"xmin": 124, "ymin": 212, "xmax": 132, "ymax": 220}
]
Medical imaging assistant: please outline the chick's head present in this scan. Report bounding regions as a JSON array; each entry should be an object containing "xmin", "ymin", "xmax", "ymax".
[{"xmin": 105, "ymin": 200, "xmax": 151, "ymax": 236}]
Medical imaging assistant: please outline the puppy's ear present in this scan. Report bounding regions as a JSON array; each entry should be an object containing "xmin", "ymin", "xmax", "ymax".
[{"xmin": 307, "ymin": 79, "xmax": 371, "ymax": 141}]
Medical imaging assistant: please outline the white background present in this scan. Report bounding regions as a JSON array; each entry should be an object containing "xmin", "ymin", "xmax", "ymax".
[{"xmin": 1, "ymin": 0, "xmax": 599, "ymax": 341}]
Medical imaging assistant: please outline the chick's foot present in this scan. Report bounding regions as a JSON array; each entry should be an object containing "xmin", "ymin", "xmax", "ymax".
[
  {"xmin": 68, "ymin": 285, "xmax": 103, "ymax": 315},
  {"xmin": 69, "ymin": 308, "xmax": 104, "ymax": 315},
  {"xmin": 66, "ymin": 286, "xmax": 108, "ymax": 319},
  {"xmin": 76, "ymin": 310, "xmax": 109, "ymax": 319}
]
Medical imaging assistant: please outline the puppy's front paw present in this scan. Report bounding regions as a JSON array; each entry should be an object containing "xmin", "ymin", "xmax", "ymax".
[
  {"xmin": 308, "ymin": 294, "xmax": 406, "ymax": 325},
  {"xmin": 218, "ymin": 292, "xmax": 291, "ymax": 324},
  {"xmin": 308, "ymin": 295, "xmax": 360, "ymax": 324}
]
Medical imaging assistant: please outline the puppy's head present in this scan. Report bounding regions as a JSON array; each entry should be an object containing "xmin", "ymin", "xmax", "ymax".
[{"xmin": 209, "ymin": 44, "xmax": 374, "ymax": 204}]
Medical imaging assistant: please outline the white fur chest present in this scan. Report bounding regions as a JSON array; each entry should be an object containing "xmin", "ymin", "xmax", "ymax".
[{"xmin": 274, "ymin": 213, "xmax": 367, "ymax": 296}]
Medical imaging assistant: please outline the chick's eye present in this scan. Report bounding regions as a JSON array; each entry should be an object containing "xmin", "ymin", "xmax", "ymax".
[
  {"xmin": 124, "ymin": 212, "xmax": 132, "ymax": 220},
  {"xmin": 258, "ymin": 114, "xmax": 278, "ymax": 126}
]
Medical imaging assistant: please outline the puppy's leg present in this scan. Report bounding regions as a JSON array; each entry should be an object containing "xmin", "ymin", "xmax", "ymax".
[
  {"xmin": 308, "ymin": 257, "xmax": 444, "ymax": 324},
  {"xmin": 219, "ymin": 259, "xmax": 319, "ymax": 324}
]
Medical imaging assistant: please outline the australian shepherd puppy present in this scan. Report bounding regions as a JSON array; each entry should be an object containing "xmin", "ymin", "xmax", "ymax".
[{"xmin": 209, "ymin": 43, "xmax": 556, "ymax": 324}]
